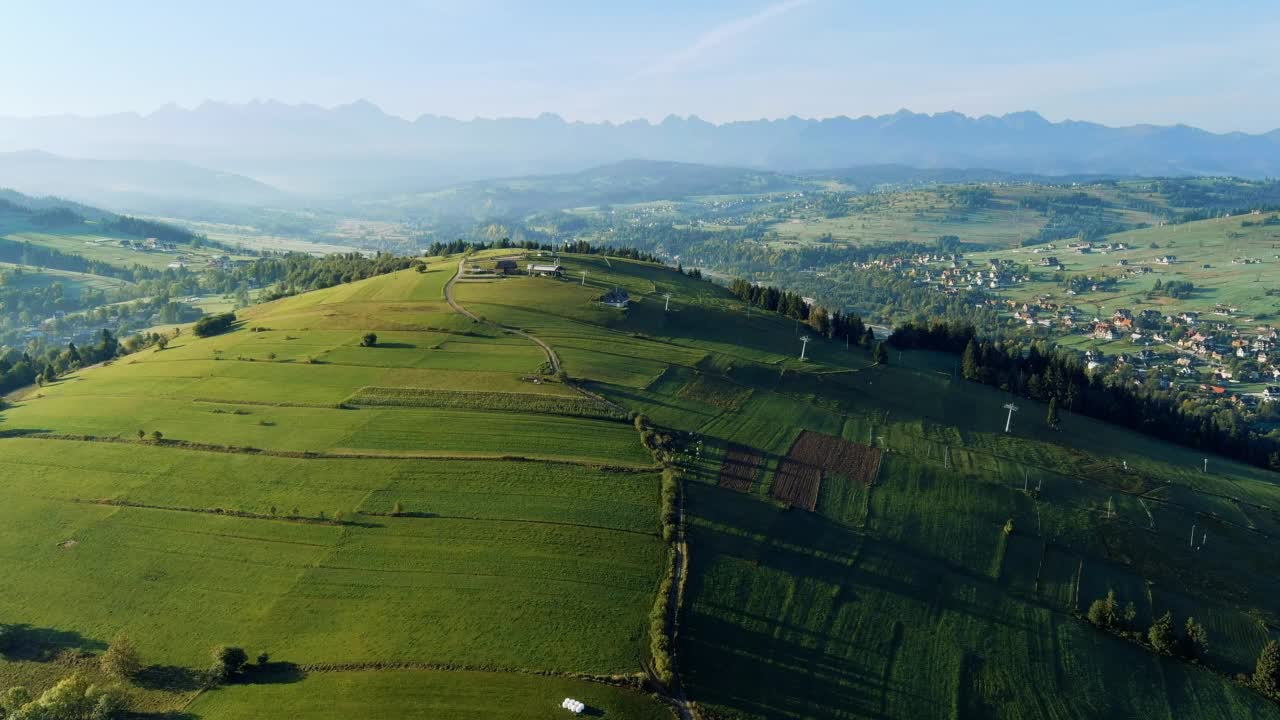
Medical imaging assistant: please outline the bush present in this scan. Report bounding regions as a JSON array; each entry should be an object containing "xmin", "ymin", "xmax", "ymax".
[
  {"xmin": 2, "ymin": 675, "xmax": 127, "ymax": 719},
  {"xmin": 100, "ymin": 633, "xmax": 142, "ymax": 681},
  {"xmin": 1183, "ymin": 616, "xmax": 1208, "ymax": 659},
  {"xmin": 360, "ymin": 332, "xmax": 378, "ymax": 347},
  {"xmin": 209, "ymin": 645, "xmax": 249, "ymax": 685},
  {"xmin": 1148, "ymin": 610, "xmax": 1177, "ymax": 654},
  {"xmin": 193, "ymin": 312, "xmax": 237, "ymax": 338},
  {"xmin": 1256, "ymin": 640, "xmax": 1280, "ymax": 697}
]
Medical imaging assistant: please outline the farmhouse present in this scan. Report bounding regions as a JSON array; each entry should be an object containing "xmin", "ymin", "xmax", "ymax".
[
  {"xmin": 495, "ymin": 259, "xmax": 518, "ymax": 275},
  {"xmin": 527, "ymin": 263, "xmax": 564, "ymax": 277},
  {"xmin": 599, "ymin": 287, "xmax": 631, "ymax": 308}
]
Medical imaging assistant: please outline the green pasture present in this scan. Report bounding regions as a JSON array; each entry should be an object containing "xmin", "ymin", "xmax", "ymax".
[{"xmin": 187, "ymin": 669, "xmax": 670, "ymax": 720}]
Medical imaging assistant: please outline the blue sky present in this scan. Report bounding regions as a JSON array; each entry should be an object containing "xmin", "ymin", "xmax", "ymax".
[{"xmin": 4, "ymin": 0, "xmax": 1277, "ymax": 132}]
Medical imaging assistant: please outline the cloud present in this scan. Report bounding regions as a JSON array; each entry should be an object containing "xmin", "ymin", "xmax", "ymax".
[{"xmin": 636, "ymin": 0, "xmax": 813, "ymax": 78}]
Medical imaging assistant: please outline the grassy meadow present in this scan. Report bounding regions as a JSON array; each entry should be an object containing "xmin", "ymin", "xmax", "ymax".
[
  {"xmin": 458, "ymin": 254, "xmax": 1280, "ymax": 719},
  {"xmin": 0, "ymin": 257, "xmax": 670, "ymax": 717},
  {"xmin": 7, "ymin": 249, "xmax": 1280, "ymax": 718}
]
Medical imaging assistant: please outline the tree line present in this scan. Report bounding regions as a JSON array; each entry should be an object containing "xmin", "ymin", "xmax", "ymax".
[
  {"xmin": 888, "ymin": 320, "xmax": 1280, "ymax": 471},
  {"xmin": 0, "ymin": 329, "xmax": 124, "ymax": 396},
  {"xmin": 423, "ymin": 237, "xmax": 662, "ymax": 264}
]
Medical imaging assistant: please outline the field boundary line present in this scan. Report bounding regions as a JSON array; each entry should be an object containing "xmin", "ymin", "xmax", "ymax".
[
  {"xmin": 358, "ymin": 510, "xmax": 659, "ymax": 537},
  {"xmin": 3, "ymin": 433, "xmax": 660, "ymax": 471}
]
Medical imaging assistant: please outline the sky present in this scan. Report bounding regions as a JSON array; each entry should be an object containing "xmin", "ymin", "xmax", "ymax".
[{"xmin": 4, "ymin": 0, "xmax": 1278, "ymax": 133}]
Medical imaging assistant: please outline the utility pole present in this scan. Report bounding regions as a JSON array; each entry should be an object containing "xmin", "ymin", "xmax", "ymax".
[
  {"xmin": 581, "ymin": 271, "xmax": 587, "ymax": 286},
  {"xmin": 1190, "ymin": 523, "xmax": 1196, "ymax": 548},
  {"xmin": 1003, "ymin": 402, "xmax": 1019, "ymax": 433},
  {"xmin": 799, "ymin": 335, "xmax": 811, "ymax": 361},
  {"xmin": 663, "ymin": 293, "xmax": 672, "ymax": 312},
  {"xmin": 1203, "ymin": 458, "xmax": 1208, "ymax": 473}
]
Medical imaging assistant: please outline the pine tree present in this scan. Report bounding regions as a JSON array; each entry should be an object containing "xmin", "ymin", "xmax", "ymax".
[
  {"xmin": 873, "ymin": 342, "xmax": 889, "ymax": 366},
  {"xmin": 961, "ymin": 338, "xmax": 979, "ymax": 380},
  {"xmin": 1046, "ymin": 396, "xmax": 1060, "ymax": 429},
  {"xmin": 1183, "ymin": 616, "xmax": 1208, "ymax": 659},
  {"xmin": 1256, "ymin": 640, "xmax": 1280, "ymax": 697},
  {"xmin": 1148, "ymin": 610, "xmax": 1177, "ymax": 654}
]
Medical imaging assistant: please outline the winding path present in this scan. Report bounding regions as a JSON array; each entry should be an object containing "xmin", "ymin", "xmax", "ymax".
[
  {"xmin": 445, "ymin": 253, "xmax": 694, "ymax": 719},
  {"xmin": 444, "ymin": 255, "xmax": 561, "ymax": 373}
]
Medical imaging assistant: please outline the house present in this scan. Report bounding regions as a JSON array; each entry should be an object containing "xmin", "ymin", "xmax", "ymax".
[
  {"xmin": 1093, "ymin": 322, "xmax": 1116, "ymax": 340},
  {"xmin": 1040, "ymin": 256, "xmax": 1059, "ymax": 267},
  {"xmin": 599, "ymin": 287, "xmax": 630, "ymax": 308},
  {"xmin": 1157, "ymin": 255, "xmax": 1177, "ymax": 265},
  {"xmin": 494, "ymin": 259, "xmax": 518, "ymax": 275},
  {"xmin": 527, "ymin": 263, "xmax": 564, "ymax": 277},
  {"xmin": 1264, "ymin": 386, "xmax": 1280, "ymax": 402}
]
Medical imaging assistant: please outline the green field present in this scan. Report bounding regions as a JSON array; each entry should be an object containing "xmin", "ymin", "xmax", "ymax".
[
  {"xmin": 973, "ymin": 211, "xmax": 1280, "ymax": 336},
  {"xmin": 6, "ymin": 249, "xmax": 1280, "ymax": 718},
  {"xmin": 187, "ymin": 669, "xmax": 672, "ymax": 720},
  {"xmin": 0, "ymin": 217, "xmax": 253, "ymax": 270},
  {"xmin": 0, "ymin": 257, "xmax": 669, "ymax": 717}
]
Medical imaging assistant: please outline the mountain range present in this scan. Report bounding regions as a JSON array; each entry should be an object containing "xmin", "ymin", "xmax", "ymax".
[{"xmin": 1, "ymin": 102, "xmax": 1278, "ymax": 201}]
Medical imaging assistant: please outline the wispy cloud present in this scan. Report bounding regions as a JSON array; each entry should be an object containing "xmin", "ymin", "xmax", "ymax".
[{"xmin": 636, "ymin": 0, "xmax": 813, "ymax": 78}]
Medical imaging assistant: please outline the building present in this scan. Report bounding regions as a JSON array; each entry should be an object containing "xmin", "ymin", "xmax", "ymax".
[
  {"xmin": 599, "ymin": 287, "xmax": 630, "ymax": 308},
  {"xmin": 495, "ymin": 259, "xmax": 518, "ymax": 275},
  {"xmin": 527, "ymin": 263, "xmax": 564, "ymax": 277}
]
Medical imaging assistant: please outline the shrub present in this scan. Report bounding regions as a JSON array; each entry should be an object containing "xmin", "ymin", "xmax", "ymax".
[
  {"xmin": 100, "ymin": 633, "xmax": 142, "ymax": 681},
  {"xmin": 360, "ymin": 332, "xmax": 378, "ymax": 347},
  {"xmin": 1183, "ymin": 616, "xmax": 1208, "ymax": 659},
  {"xmin": 193, "ymin": 312, "xmax": 237, "ymax": 338},
  {"xmin": 209, "ymin": 645, "xmax": 249, "ymax": 685},
  {"xmin": 3, "ymin": 675, "xmax": 127, "ymax": 719},
  {"xmin": 1257, "ymin": 640, "xmax": 1280, "ymax": 698},
  {"xmin": 1086, "ymin": 590, "xmax": 1120, "ymax": 630},
  {"xmin": 1148, "ymin": 611, "xmax": 1177, "ymax": 654},
  {"xmin": 151, "ymin": 430, "xmax": 163, "ymax": 443}
]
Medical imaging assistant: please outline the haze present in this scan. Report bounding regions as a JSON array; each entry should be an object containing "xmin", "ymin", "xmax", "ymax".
[{"xmin": 4, "ymin": 0, "xmax": 1278, "ymax": 133}]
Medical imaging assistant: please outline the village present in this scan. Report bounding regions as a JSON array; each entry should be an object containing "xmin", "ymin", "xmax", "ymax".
[{"xmin": 848, "ymin": 237, "xmax": 1280, "ymax": 406}]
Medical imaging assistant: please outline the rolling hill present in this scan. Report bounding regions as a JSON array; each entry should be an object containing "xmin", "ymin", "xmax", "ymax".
[
  {"xmin": 366, "ymin": 160, "xmax": 804, "ymax": 221},
  {"xmin": 3, "ymin": 251, "xmax": 1280, "ymax": 718}
]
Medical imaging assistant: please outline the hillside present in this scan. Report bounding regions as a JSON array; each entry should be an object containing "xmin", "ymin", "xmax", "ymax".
[
  {"xmin": 367, "ymin": 160, "xmax": 803, "ymax": 221},
  {"xmin": 4, "ymin": 252, "xmax": 1280, "ymax": 717}
]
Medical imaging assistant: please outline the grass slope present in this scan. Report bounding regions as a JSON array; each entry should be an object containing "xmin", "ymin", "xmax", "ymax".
[
  {"xmin": 0, "ymin": 257, "xmax": 668, "ymax": 717},
  {"xmin": 452, "ymin": 254, "xmax": 1280, "ymax": 719}
]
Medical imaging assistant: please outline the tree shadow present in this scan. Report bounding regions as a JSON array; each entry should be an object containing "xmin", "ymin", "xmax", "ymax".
[
  {"xmin": 0, "ymin": 623, "xmax": 106, "ymax": 661},
  {"xmin": 240, "ymin": 661, "xmax": 307, "ymax": 685},
  {"xmin": 136, "ymin": 664, "xmax": 207, "ymax": 692},
  {"xmin": 371, "ymin": 342, "xmax": 415, "ymax": 349}
]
